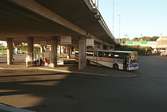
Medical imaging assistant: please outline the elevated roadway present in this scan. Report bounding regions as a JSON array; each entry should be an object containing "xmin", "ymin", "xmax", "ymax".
[{"xmin": 0, "ymin": 0, "xmax": 116, "ymax": 69}]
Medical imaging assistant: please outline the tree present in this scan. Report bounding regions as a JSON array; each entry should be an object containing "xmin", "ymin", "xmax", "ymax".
[{"xmin": 150, "ymin": 36, "xmax": 159, "ymax": 41}]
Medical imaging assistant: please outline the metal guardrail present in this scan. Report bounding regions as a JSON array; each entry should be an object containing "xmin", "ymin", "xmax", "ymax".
[
  {"xmin": 89, "ymin": 0, "xmax": 98, "ymax": 9},
  {"xmin": 83, "ymin": 0, "xmax": 115, "ymax": 42}
]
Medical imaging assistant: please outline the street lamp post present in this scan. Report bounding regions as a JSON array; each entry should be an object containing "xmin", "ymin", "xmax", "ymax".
[
  {"xmin": 118, "ymin": 14, "xmax": 121, "ymax": 38},
  {"xmin": 113, "ymin": 0, "xmax": 115, "ymax": 35}
]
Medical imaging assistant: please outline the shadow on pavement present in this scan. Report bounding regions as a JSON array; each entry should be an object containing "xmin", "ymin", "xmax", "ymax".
[{"xmin": 0, "ymin": 73, "xmax": 108, "ymax": 112}]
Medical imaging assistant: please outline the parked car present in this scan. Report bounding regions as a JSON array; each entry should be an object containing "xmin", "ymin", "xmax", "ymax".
[{"xmin": 160, "ymin": 51, "xmax": 167, "ymax": 56}]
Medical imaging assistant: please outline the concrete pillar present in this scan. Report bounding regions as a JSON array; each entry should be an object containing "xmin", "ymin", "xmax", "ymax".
[
  {"xmin": 107, "ymin": 46, "xmax": 111, "ymax": 50},
  {"xmin": 40, "ymin": 45, "xmax": 45, "ymax": 58},
  {"xmin": 6, "ymin": 38, "xmax": 14, "ymax": 65},
  {"xmin": 103, "ymin": 45, "xmax": 107, "ymax": 50},
  {"xmin": 111, "ymin": 45, "xmax": 115, "ymax": 50},
  {"xmin": 49, "ymin": 38, "xmax": 58, "ymax": 67},
  {"xmin": 100, "ymin": 44, "xmax": 103, "ymax": 50},
  {"xmin": 26, "ymin": 37, "xmax": 34, "ymax": 67},
  {"xmin": 79, "ymin": 37, "xmax": 87, "ymax": 70},
  {"xmin": 67, "ymin": 45, "xmax": 71, "ymax": 59},
  {"xmin": 59, "ymin": 45, "xmax": 62, "ymax": 56}
]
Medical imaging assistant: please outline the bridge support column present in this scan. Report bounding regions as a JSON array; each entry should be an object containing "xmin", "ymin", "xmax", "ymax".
[
  {"xmin": 100, "ymin": 44, "xmax": 103, "ymax": 50},
  {"xmin": 26, "ymin": 37, "xmax": 34, "ymax": 67},
  {"xmin": 79, "ymin": 37, "xmax": 86, "ymax": 70},
  {"xmin": 107, "ymin": 46, "xmax": 111, "ymax": 50},
  {"xmin": 6, "ymin": 38, "xmax": 14, "ymax": 65},
  {"xmin": 49, "ymin": 38, "xmax": 58, "ymax": 67},
  {"xmin": 67, "ymin": 45, "xmax": 71, "ymax": 59},
  {"xmin": 59, "ymin": 45, "xmax": 62, "ymax": 56},
  {"xmin": 40, "ymin": 45, "xmax": 45, "ymax": 59}
]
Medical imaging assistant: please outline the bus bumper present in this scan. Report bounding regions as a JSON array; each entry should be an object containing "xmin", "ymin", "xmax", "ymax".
[
  {"xmin": 128, "ymin": 66, "xmax": 139, "ymax": 71},
  {"xmin": 127, "ymin": 64, "xmax": 139, "ymax": 71}
]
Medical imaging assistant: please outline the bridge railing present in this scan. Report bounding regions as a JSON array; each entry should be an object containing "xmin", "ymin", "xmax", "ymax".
[{"xmin": 84, "ymin": 0, "xmax": 115, "ymax": 41}]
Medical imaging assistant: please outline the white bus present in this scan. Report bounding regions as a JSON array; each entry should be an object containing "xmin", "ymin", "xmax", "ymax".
[{"xmin": 86, "ymin": 50, "xmax": 139, "ymax": 71}]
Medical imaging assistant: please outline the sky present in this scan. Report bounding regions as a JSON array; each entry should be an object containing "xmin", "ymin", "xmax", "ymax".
[{"xmin": 98, "ymin": 0, "xmax": 167, "ymax": 38}]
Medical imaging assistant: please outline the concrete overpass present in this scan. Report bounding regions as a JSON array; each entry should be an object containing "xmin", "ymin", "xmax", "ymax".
[{"xmin": 0, "ymin": 0, "xmax": 115, "ymax": 70}]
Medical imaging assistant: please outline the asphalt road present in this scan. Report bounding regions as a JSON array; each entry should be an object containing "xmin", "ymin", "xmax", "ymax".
[{"xmin": 1, "ymin": 56, "xmax": 167, "ymax": 112}]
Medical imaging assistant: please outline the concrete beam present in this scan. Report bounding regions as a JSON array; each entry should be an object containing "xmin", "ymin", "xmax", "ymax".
[
  {"xmin": 93, "ymin": 37, "xmax": 111, "ymax": 46},
  {"xmin": 0, "ymin": 32, "xmax": 58, "ymax": 37},
  {"xmin": 0, "ymin": 33, "xmax": 59, "ymax": 42},
  {"xmin": 9, "ymin": 0, "xmax": 88, "ymax": 36}
]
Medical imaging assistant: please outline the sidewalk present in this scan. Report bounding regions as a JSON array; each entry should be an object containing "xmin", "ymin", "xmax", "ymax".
[{"xmin": 0, "ymin": 63, "xmax": 137, "ymax": 78}]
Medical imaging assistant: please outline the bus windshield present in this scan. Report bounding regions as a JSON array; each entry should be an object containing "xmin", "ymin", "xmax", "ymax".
[{"xmin": 129, "ymin": 52, "xmax": 138, "ymax": 63}]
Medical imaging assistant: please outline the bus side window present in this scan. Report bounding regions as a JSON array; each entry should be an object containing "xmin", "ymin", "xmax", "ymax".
[
  {"xmin": 104, "ymin": 52, "xmax": 108, "ymax": 57},
  {"xmin": 104, "ymin": 52, "xmax": 111, "ymax": 57},
  {"xmin": 98, "ymin": 51, "xmax": 103, "ymax": 57}
]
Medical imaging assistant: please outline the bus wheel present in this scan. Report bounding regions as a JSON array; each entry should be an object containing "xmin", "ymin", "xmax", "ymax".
[{"xmin": 113, "ymin": 64, "xmax": 119, "ymax": 70}]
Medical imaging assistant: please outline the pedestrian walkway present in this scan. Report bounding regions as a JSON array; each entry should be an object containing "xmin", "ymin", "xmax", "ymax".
[
  {"xmin": 0, "ymin": 63, "xmax": 137, "ymax": 78},
  {"xmin": 0, "ymin": 103, "xmax": 34, "ymax": 112}
]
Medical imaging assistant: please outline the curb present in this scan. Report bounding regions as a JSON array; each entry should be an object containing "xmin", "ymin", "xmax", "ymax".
[
  {"xmin": 0, "ymin": 67, "xmax": 137, "ymax": 78},
  {"xmin": 36, "ymin": 67, "xmax": 137, "ymax": 78}
]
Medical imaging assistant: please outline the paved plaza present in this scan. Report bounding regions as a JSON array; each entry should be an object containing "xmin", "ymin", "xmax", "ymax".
[{"xmin": 0, "ymin": 56, "xmax": 167, "ymax": 112}]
